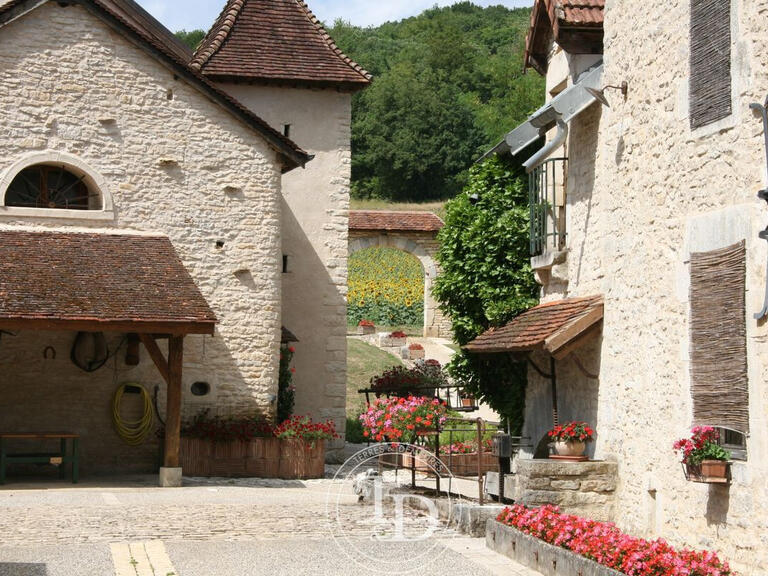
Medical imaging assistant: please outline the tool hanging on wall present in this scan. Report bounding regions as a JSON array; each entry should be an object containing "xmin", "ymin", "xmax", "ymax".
[
  {"xmin": 751, "ymin": 95, "xmax": 768, "ymax": 320},
  {"xmin": 71, "ymin": 331, "xmax": 109, "ymax": 372},
  {"xmin": 43, "ymin": 346, "xmax": 56, "ymax": 360}
]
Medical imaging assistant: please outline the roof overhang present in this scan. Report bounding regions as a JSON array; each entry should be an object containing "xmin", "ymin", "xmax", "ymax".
[
  {"xmin": 478, "ymin": 63, "xmax": 603, "ymax": 164},
  {"xmin": 464, "ymin": 296, "xmax": 603, "ymax": 360},
  {"xmin": 0, "ymin": 230, "xmax": 217, "ymax": 336},
  {"xmin": 524, "ymin": 0, "xmax": 604, "ymax": 75}
]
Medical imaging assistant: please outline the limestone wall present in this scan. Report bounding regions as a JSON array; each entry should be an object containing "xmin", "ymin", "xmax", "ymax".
[
  {"xmin": 349, "ymin": 230, "xmax": 452, "ymax": 338},
  {"xmin": 218, "ymin": 84, "xmax": 351, "ymax": 459},
  {"xmin": 0, "ymin": 3, "xmax": 283, "ymax": 473},
  {"xmin": 529, "ymin": 0, "xmax": 768, "ymax": 570}
]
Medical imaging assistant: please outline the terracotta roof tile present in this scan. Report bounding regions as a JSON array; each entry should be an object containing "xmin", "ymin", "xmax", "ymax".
[
  {"xmin": 464, "ymin": 296, "xmax": 603, "ymax": 354},
  {"xmin": 558, "ymin": 0, "xmax": 604, "ymax": 27},
  {"xmin": 192, "ymin": 0, "xmax": 371, "ymax": 88},
  {"xmin": 349, "ymin": 211, "xmax": 444, "ymax": 233},
  {"xmin": 0, "ymin": 231, "xmax": 216, "ymax": 334}
]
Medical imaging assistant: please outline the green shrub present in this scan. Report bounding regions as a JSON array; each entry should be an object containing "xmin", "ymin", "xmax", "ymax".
[{"xmin": 345, "ymin": 416, "xmax": 366, "ymax": 444}]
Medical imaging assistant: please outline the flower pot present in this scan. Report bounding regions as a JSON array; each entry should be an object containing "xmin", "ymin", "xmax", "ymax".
[
  {"xmin": 685, "ymin": 460, "xmax": 731, "ymax": 484},
  {"xmin": 409, "ymin": 348, "xmax": 425, "ymax": 360},
  {"xmin": 357, "ymin": 324, "xmax": 375, "ymax": 335},
  {"xmin": 461, "ymin": 397, "xmax": 476, "ymax": 407},
  {"xmin": 553, "ymin": 441, "xmax": 586, "ymax": 457}
]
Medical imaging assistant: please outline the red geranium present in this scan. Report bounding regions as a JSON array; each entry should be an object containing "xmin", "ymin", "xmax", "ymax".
[
  {"xmin": 548, "ymin": 421, "xmax": 595, "ymax": 443},
  {"xmin": 497, "ymin": 505, "xmax": 732, "ymax": 576}
]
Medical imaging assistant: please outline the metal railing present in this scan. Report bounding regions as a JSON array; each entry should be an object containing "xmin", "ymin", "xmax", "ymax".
[{"xmin": 529, "ymin": 157, "xmax": 568, "ymax": 256}]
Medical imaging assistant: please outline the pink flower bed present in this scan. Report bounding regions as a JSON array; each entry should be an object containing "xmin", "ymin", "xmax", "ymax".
[{"xmin": 497, "ymin": 505, "xmax": 732, "ymax": 576}]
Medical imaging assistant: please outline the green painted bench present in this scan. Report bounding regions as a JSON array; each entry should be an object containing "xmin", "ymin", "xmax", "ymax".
[{"xmin": 0, "ymin": 433, "xmax": 79, "ymax": 484}]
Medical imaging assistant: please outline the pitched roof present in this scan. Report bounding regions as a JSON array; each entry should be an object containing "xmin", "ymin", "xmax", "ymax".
[
  {"xmin": 0, "ymin": 230, "xmax": 217, "ymax": 335},
  {"xmin": 525, "ymin": 0, "xmax": 604, "ymax": 74},
  {"xmin": 0, "ymin": 0, "xmax": 311, "ymax": 171},
  {"xmin": 349, "ymin": 211, "xmax": 444, "ymax": 233},
  {"xmin": 192, "ymin": 0, "xmax": 371, "ymax": 89},
  {"xmin": 464, "ymin": 296, "xmax": 603, "ymax": 355}
]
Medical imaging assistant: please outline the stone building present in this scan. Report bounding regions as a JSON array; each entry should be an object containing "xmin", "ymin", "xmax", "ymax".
[
  {"xmin": 468, "ymin": 0, "xmax": 768, "ymax": 570},
  {"xmin": 0, "ymin": 0, "xmax": 367, "ymax": 481}
]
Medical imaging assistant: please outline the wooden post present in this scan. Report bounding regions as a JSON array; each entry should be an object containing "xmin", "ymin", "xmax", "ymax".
[{"xmin": 164, "ymin": 335, "xmax": 184, "ymax": 468}]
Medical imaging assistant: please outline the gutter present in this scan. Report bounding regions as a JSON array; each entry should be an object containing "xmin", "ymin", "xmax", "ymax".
[{"xmin": 523, "ymin": 118, "xmax": 568, "ymax": 173}]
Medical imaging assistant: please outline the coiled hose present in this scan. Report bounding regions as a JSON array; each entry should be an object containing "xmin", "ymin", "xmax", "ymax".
[{"xmin": 112, "ymin": 383, "xmax": 154, "ymax": 445}]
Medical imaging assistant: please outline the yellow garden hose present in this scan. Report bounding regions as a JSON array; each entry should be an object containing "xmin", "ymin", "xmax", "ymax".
[{"xmin": 112, "ymin": 383, "xmax": 154, "ymax": 445}]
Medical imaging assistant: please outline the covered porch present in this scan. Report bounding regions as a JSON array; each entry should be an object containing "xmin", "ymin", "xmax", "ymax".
[
  {"xmin": 465, "ymin": 295, "xmax": 617, "ymax": 519},
  {"xmin": 0, "ymin": 230, "xmax": 216, "ymax": 487}
]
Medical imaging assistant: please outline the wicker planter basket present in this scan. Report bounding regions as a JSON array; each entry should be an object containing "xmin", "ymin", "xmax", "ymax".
[
  {"xmin": 402, "ymin": 451, "xmax": 496, "ymax": 477},
  {"xmin": 180, "ymin": 437, "xmax": 326, "ymax": 480},
  {"xmin": 357, "ymin": 324, "xmax": 376, "ymax": 335}
]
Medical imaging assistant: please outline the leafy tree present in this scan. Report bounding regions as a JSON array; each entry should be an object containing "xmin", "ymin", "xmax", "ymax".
[
  {"xmin": 433, "ymin": 155, "xmax": 539, "ymax": 431},
  {"xmin": 175, "ymin": 29, "xmax": 206, "ymax": 51},
  {"xmin": 329, "ymin": 4, "xmax": 544, "ymax": 201}
]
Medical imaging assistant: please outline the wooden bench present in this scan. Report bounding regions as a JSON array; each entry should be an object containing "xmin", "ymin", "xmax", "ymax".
[{"xmin": 0, "ymin": 433, "xmax": 80, "ymax": 484}]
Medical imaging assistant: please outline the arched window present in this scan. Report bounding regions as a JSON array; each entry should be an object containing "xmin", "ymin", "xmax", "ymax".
[{"xmin": 5, "ymin": 165, "xmax": 99, "ymax": 210}]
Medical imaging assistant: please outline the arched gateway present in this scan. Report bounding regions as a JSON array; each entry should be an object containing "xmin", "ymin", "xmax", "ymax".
[{"xmin": 348, "ymin": 211, "xmax": 451, "ymax": 338}]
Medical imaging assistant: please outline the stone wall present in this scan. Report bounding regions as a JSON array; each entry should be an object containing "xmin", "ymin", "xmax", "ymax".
[
  {"xmin": 349, "ymin": 230, "xmax": 452, "ymax": 338},
  {"xmin": 219, "ymin": 84, "xmax": 351, "ymax": 459},
  {"xmin": 528, "ymin": 0, "xmax": 768, "ymax": 570},
  {"xmin": 509, "ymin": 460, "xmax": 617, "ymax": 522},
  {"xmin": 0, "ymin": 4, "xmax": 284, "ymax": 473}
]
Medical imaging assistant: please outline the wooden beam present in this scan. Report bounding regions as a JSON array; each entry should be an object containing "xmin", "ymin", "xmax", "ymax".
[
  {"xmin": 0, "ymin": 317, "xmax": 214, "ymax": 335},
  {"xmin": 544, "ymin": 303, "xmax": 604, "ymax": 356},
  {"xmin": 125, "ymin": 334, "xmax": 140, "ymax": 366},
  {"xmin": 138, "ymin": 334, "xmax": 169, "ymax": 385},
  {"xmin": 164, "ymin": 335, "xmax": 184, "ymax": 469},
  {"xmin": 552, "ymin": 321, "xmax": 603, "ymax": 361}
]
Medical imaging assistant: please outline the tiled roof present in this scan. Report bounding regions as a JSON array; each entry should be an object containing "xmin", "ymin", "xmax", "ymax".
[
  {"xmin": 557, "ymin": 0, "xmax": 604, "ymax": 27},
  {"xmin": 0, "ymin": 0, "xmax": 311, "ymax": 171},
  {"xmin": 349, "ymin": 211, "xmax": 444, "ymax": 233},
  {"xmin": 525, "ymin": 0, "xmax": 604, "ymax": 74},
  {"xmin": 0, "ymin": 231, "xmax": 217, "ymax": 334},
  {"xmin": 192, "ymin": 0, "xmax": 371, "ymax": 89},
  {"xmin": 464, "ymin": 296, "xmax": 603, "ymax": 354}
]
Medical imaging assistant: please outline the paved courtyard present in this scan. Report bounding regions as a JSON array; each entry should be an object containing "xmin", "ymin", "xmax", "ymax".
[{"xmin": 0, "ymin": 476, "xmax": 539, "ymax": 576}]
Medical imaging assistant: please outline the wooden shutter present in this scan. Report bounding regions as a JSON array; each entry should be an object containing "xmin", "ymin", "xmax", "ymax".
[
  {"xmin": 690, "ymin": 0, "xmax": 732, "ymax": 130},
  {"xmin": 689, "ymin": 241, "xmax": 749, "ymax": 433}
]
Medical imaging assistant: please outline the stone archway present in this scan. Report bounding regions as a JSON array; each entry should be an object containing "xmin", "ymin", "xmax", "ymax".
[{"xmin": 348, "ymin": 211, "xmax": 451, "ymax": 338}]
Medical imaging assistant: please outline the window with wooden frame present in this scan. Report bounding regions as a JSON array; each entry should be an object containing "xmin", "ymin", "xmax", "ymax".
[
  {"xmin": 689, "ymin": 241, "xmax": 748, "ymax": 459},
  {"xmin": 689, "ymin": 0, "xmax": 732, "ymax": 130},
  {"xmin": 4, "ymin": 165, "xmax": 98, "ymax": 210}
]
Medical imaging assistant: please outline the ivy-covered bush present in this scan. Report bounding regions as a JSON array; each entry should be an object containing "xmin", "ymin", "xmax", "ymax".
[
  {"xmin": 433, "ymin": 156, "xmax": 539, "ymax": 431},
  {"xmin": 278, "ymin": 345, "xmax": 296, "ymax": 423}
]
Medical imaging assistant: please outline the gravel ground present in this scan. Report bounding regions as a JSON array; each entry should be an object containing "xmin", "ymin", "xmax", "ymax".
[{"xmin": 0, "ymin": 476, "xmax": 538, "ymax": 576}]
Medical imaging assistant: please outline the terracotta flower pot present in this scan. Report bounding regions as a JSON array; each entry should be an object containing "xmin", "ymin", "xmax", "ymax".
[
  {"xmin": 685, "ymin": 460, "xmax": 731, "ymax": 483},
  {"xmin": 554, "ymin": 440, "xmax": 586, "ymax": 457}
]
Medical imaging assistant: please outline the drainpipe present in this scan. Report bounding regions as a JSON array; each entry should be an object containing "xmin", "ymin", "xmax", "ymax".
[{"xmin": 523, "ymin": 118, "xmax": 569, "ymax": 174}]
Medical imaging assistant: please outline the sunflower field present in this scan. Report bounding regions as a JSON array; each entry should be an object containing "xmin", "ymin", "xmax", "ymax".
[{"xmin": 348, "ymin": 247, "xmax": 424, "ymax": 326}]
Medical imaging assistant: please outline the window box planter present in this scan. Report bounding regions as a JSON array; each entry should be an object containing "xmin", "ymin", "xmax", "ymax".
[
  {"xmin": 409, "ymin": 347, "xmax": 425, "ymax": 360},
  {"xmin": 179, "ymin": 437, "xmax": 326, "ymax": 480},
  {"xmin": 683, "ymin": 460, "xmax": 731, "ymax": 484},
  {"xmin": 357, "ymin": 323, "xmax": 376, "ymax": 335},
  {"xmin": 379, "ymin": 334, "xmax": 407, "ymax": 348}
]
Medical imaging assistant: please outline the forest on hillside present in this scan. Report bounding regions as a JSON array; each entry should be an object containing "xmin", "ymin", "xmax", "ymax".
[{"xmin": 177, "ymin": 2, "xmax": 544, "ymax": 202}]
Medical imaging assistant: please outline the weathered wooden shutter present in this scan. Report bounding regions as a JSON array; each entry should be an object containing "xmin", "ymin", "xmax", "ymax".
[
  {"xmin": 689, "ymin": 0, "xmax": 732, "ymax": 130},
  {"xmin": 689, "ymin": 241, "xmax": 749, "ymax": 433}
]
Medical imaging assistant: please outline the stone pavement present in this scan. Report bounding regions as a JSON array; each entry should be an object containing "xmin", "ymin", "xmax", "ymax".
[{"xmin": 0, "ymin": 475, "xmax": 541, "ymax": 575}]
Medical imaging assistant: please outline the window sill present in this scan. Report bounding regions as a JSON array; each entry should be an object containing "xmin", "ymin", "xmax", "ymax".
[
  {"xmin": 531, "ymin": 249, "xmax": 568, "ymax": 271},
  {"xmin": 0, "ymin": 207, "xmax": 115, "ymax": 222}
]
